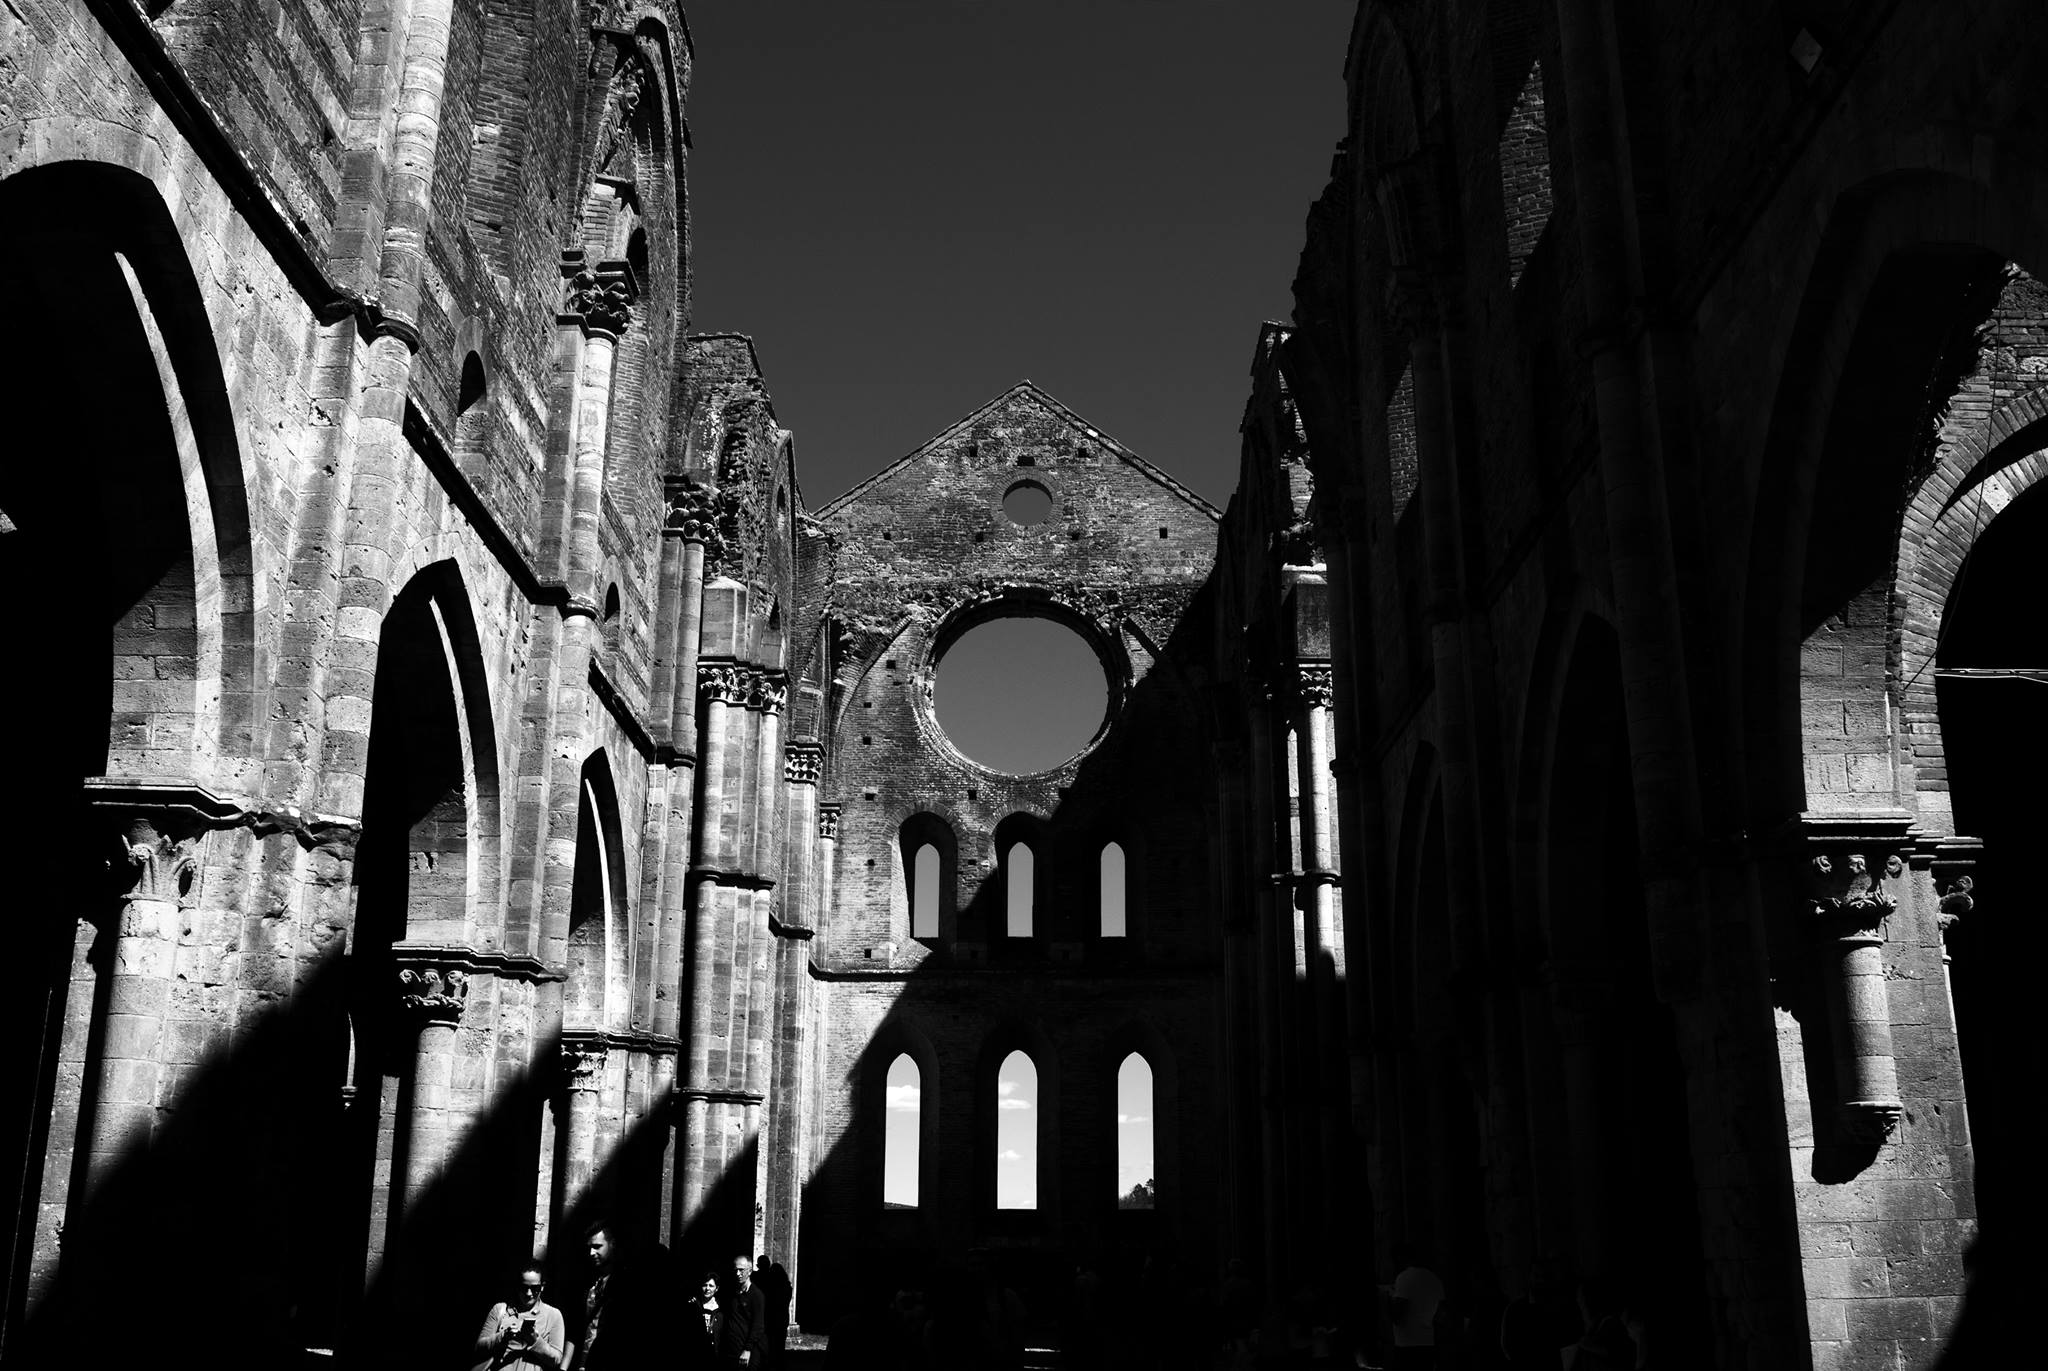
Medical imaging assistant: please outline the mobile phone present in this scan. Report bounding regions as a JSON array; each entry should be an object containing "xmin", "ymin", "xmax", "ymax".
[{"xmin": 518, "ymin": 1317, "xmax": 536, "ymax": 1341}]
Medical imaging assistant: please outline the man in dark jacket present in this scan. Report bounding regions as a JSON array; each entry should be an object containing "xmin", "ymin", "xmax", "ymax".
[{"xmin": 719, "ymin": 1254, "xmax": 770, "ymax": 1368}]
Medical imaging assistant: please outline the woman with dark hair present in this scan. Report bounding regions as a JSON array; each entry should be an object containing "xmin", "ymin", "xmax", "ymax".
[
  {"xmin": 471, "ymin": 1264, "xmax": 567, "ymax": 1371},
  {"xmin": 683, "ymin": 1270, "xmax": 722, "ymax": 1368}
]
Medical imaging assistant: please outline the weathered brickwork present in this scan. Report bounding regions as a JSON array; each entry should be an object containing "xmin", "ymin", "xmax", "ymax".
[{"xmin": 794, "ymin": 385, "xmax": 1224, "ymax": 1324}]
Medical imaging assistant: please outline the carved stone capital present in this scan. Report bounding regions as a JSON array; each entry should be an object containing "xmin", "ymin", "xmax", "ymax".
[
  {"xmin": 1807, "ymin": 850, "xmax": 1900, "ymax": 941},
  {"xmin": 665, "ymin": 482, "xmax": 725, "ymax": 557},
  {"xmin": 1837, "ymin": 1099, "xmax": 1905, "ymax": 1145},
  {"xmin": 1294, "ymin": 664, "xmax": 1336, "ymax": 710},
  {"xmin": 561, "ymin": 1037, "xmax": 608, "ymax": 1092},
  {"xmin": 699, "ymin": 662, "xmax": 750, "ymax": 706},
  {"xmin": 748, "ymin": 670, "xmax": 790, "ymax": 715},
  {"xmin": 817, "ymin": 804, "xmax": 842, "ymax": 842},
  {"xmin": 563, "ymin": 260, "xmax": 637, "ymax": 338},
  {"xmin": 110, "ymin": 814, "xmax": 208, "ymax": 905},
  {"xmin": 784, "ymin": 743, "xmax": 823, "ymax": 786},
  {"xmin": 397, "ymin": 966, "xmax": 469, "ymax": 1026},
  {"xmin": 1936, "ymin": 875, "xmax": 1973, "ymax": 938}
]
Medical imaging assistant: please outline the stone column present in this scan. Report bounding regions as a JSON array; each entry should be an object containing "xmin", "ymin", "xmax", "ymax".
[
  {"xmin": 559, "ymin": 1036, "xmax": 609, "ymax": 1219},
  {"xmin": 681, "ymin": 664, "xmax": 746, "ymax": 1224},
  {"xmin": 1929, "ymin": 839, "xmax": 1979, "ymax": 1042},
  {"xmin": 394, "ymin": 965, "xmax": 469, "ymax": 1220},
  {"xmin": 561, "ymin": 260, "xmax": 636, "ymax": 609},
  {"xmin": 816, "ymin": 805, "xmax": 841, "ymax": 930},
  {"xmin": 1293, "ymin": 664, "xmax": 1346, "ymax": 1270},
  {"xmin": 1807, "ymin": 851, "xmax": 1905, "ymax": 1143},
  {"xmin": 667, "ymin": 488, "xmax": 719, "ymax": 760},
  {"xmin": 1244, "ymin": 681, "xmax": 1289, "ymax": 1305},
  {"xmin": 82, "ymin": 817, "xmax": 198, "ymax": 1202}
]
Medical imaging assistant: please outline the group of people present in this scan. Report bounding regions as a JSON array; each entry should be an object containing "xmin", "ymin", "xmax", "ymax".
[{"xmin": 470, "ymin": 1227, "xmax": 791, "ymax": 1371}]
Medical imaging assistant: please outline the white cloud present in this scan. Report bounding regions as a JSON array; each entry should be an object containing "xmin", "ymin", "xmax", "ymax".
[
  {"xmin": 1117, "ymin": 1113, "xmax": 1151, "ymax": 1125},
  {"xmin": 999, "ymin": 1149, "xmax": 1022, "ymax": 1162},
  {"xmin": 886, "ymin": 1084, "xmax": 921, "ymax": 1110},
  {"xmin": 997, "ymin": 1078, "xmax": 1017, "ymax": 1097},
  {"xmin": 998, "ymin": 1097, "xmax": 1032, "ymax": 1111}
]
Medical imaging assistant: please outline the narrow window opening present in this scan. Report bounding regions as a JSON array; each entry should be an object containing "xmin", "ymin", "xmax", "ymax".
[
  {"xmin": 602, "ymin": 583, "xmax": 622, "ymax": 657},
  {"xmin": 1118, "ymin": 1053, "xmax": 1155, "ymax": 1209},
  {"xmin": 1007, "ymin": 842, "xmax": 1034, "ymax": 937},
  {"xmin": 913, "ymin": 843, "xmax": 940, "ymax": 939},
  {"xmin": 884, "ymin": 1054, "xmax": 920, "ymax": 1208},
  {"xmin": 997, "ymin": 1050, "xmax": 1038, "ymax": 1210},
  {"xmin": 1100, "ymin": 842, "xmax": 1126, "ymax": 937},
  {"xmin": 457, "ymin": 351, "xmax": 487, "ymax": 416}
]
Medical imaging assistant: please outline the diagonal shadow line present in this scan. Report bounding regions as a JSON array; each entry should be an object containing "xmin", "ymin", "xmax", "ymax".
[
  {"xmin": 791, "ymin": 580, "xmax": 1267, "ymax": 1365},
  {"xmin": 9, "ymin": 937, "xmax": 772, "ymax": 1371}
]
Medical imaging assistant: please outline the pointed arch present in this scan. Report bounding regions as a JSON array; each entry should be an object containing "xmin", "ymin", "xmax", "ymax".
[
  {"xmin": 896, "ymin": 812, "xmax": 958, "ymax": 941},
  {"xmin": 567, "ymin": 750, "xmax": 632, "ymax": 1032},
  {"xmin": 975, "ymin": 1021, "xmax": 1061, "ymax": 1220},
  {"xmin": 1103, "ymin": 1020, "xmax": 1180, "ymax": 1219},
  {"xmin": 863, "ymin": 1017, "xmax": 941, "ymax": 1216}
]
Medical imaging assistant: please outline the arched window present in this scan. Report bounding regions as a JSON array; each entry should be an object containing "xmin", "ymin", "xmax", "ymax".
[
  {"xmin": 996, "ymin": 1050, "xmax": 1038, "ymax": 1209},
  {"xmin": 884, "ymin": 1054, "xmax": 921, "ymax": 1208},
  {"xmin": 913, "ymin": 843, "xmax": 941, "ymax": 938},
  {"xmin": 1100, "ymin": 841, "xmax": 1126, "ymax": 937},
  {"xmin": 1007, "ymin": 842, "xmax": 1034, "ymax": 937},
  {"xmin": 899, "ymin": 814, "xmax": 954, "ymax": 940},
  {"xmin": 1117, "ymin": 1053, "xmax": 1155, "ymax": 1209}
]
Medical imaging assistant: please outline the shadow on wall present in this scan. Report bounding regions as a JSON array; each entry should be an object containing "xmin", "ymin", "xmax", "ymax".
[
  {"xmin": 11, "ymin": 949, "xmax": 767, "ymax": 1371},
  {"xmin": 791, "ymin": 578, "xmax": 1257, "ymax": 1362}
]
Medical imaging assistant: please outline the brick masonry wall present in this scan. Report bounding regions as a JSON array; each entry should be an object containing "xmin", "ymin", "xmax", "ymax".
[{"xmin": 799, "ymin": 385, "xmax": 1225, "ymax": 1326}]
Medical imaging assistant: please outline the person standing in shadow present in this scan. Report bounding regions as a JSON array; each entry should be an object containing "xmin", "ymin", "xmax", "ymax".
[
  {"xmin": 720, "ymin": 1254, "xmax": 770, "ymax": 1369},
  {"xmin": 1381, "ymin": 1244, "xmax": 1446, "ymax": 1370},
  {"xmin": 682, "ymin": 1270, "xmax": 723, "ymax": 1370},
  {"xmin": 755, "ymin": 1252, "xmax": 793, "ymax": 1369}
]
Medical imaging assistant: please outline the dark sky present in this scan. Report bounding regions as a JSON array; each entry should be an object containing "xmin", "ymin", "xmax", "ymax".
[{"xmin": 683, "ymin": 2, "xmax": 1357, "ymax": 509}]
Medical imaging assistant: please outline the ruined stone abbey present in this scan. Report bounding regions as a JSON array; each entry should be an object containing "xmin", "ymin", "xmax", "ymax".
[{"xmin": 1, "ymin": 1, "xmax": 2041, "ymax": 1367}]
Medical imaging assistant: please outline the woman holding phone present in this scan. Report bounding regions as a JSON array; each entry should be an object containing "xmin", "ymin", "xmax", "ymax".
[{"xmin": 473, "ymin": 1264, "xmax": 568, "ymax": 1370}]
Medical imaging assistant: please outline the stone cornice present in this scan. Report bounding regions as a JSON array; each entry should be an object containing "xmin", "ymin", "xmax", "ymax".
[{"xmin": 390, "ymin": 942, "xmax": 559, "ymax": 985}]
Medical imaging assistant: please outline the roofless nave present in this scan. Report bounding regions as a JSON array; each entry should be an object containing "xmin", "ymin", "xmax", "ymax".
[{"xmin": 0, "ymin": 2, "xmax": 2041, "ymax": 1368}]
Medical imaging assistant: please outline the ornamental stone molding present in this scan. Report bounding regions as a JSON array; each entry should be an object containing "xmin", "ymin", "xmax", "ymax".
[
  {"xmin": 111, "ymin": 814, "xmax": 208, "ymax": 905},
  {"xmin": 1936, "ymin": 875, "xmax": 1974, "ymax": 939},
  {"xmin": 698, "ymin": 664, "xmax": 787, "ymax": 712},
  {"xmin": 397, "ymin": 966, "xmax": 469, "ymax": 1026},
  {"xmin": 784, "ymin": 743, "xmax": 823, "ymax": 785},
  {"xmin": 699, "ymin": 662, "xmax": 750, "ymax": 706},
  {"xmin": 561, "ymin": 1037, "xmax": 609, "ymax": 1092},
  {"xmin": 1802, "ymin": 821, "xmax": 1911, "ymax": 1145},
  {"xmin": 1293, "ymin": 664, "xmax": 1336, "ymax": 710},
  {"xmin": 665, "ymin": 482, "xmax": 726, "ymax": 560},
  {"xmin": 1806, "ymin": 851, "xmax": 1900, "ymax": 937},
  {"xmin": 561, "ymin": 256, "xmax": 637, "ymax": 338},
  {"xmin": 748, "ymin": 671, "xmax": 790, "ymax": 715}
]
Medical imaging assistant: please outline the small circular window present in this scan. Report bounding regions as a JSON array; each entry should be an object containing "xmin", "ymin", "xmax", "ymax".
[
  {"xmin": 935, "ymin": 614, "xmax": 1108, "ymax": 773},
  {"xmin": 1002, "ymin": 480, "xmax": 1052, "ymax": 526}
]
